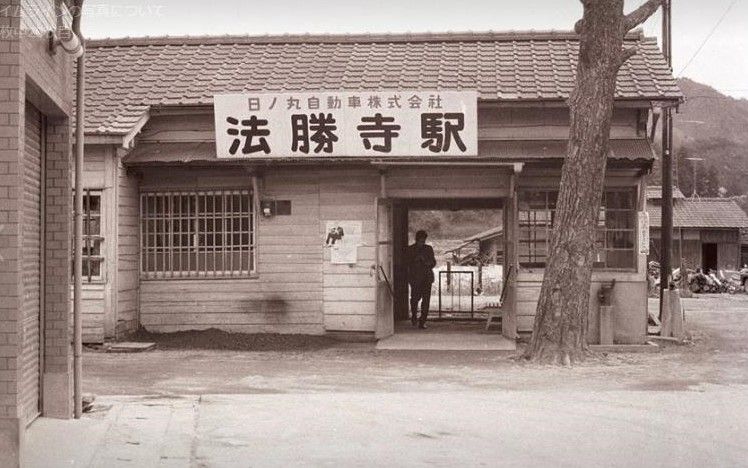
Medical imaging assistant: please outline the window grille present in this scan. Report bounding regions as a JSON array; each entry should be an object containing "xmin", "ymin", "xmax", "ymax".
[
  {"xmin": 140, "ymin": 189, "xmax": 255, "ymax": 279},
  {"xmin": 518, "ymin": 188, "xmax": 637, "ymax": 270}
]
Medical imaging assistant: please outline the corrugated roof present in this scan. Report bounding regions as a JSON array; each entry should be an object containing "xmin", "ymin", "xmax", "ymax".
[
  {"xmin": 122, "ymin": 138, "xmax": 655, "ymax": 165},
  {"xmin": 647, "ymin": 198, "xmax": 748, "ymax": 229},
  {"xmin": 83, "ymin": 30, "xmax": 682, "ymax": 135}
]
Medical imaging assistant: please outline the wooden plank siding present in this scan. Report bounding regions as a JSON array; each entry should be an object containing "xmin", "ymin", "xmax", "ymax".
[
  {"xmin": 319, "ymin": 169, "xmax": 379, "ymax": 332},
  {"xmin": 116, "ymin": 104, "xmax": 646, "ymax": 336},
  {"xmin": 116, "ymin": 159, "xmax": 140, "ymax": 337},
  {"xmin": 76, "ymin": 145, "xmax": 111, "ymax": 343},
  {"xmin": 138, "ymin": 168, "xmax": 327, "ymax": 334}
]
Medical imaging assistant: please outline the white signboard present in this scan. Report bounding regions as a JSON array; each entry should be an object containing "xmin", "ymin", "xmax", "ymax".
[
  {"xmin": 213, "ymin": 91, "xmax": 478, "ymax": 158},
  {"xmin": 638, "ymin": 211, "xmax": 650, "ymax": 255},
  {"xmin": 324, "ymin": 220, "xmax": 362, "ymax": 264}
]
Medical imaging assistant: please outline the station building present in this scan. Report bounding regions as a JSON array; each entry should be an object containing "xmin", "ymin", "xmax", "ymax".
[
  {"xmin": 1, "ymin": 1, "xmax": 76, "ymax": 466},
  {"xmin": 77, "ymin": 31, "xmax": 682, "ymax": 346}
]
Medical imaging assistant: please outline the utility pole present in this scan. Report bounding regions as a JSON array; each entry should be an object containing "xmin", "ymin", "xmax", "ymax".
[
  {"xmin": 660, "ymin": 0, "xmax": 673, "ymax": 312},
  {"xmin": 685, "ymin": 157, "xmax": 704, "ymax": 198}
]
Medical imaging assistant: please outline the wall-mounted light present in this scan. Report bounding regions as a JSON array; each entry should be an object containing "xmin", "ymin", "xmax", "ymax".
[
  {"xmin": 48, "ymin": 28, "xmax": 84, "ymax": 59},
  {"xmin": 259, "ymin": 200, "xmax": 292, "ymax": 217},
  {"xmin": 260, "ymin": 200, "xmax": 274, "ymax": 217}
]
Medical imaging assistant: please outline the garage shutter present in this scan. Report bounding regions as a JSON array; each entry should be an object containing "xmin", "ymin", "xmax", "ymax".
[{"xmin": 20, "ymin": 102, "xmax": 43, "ymax": 424}]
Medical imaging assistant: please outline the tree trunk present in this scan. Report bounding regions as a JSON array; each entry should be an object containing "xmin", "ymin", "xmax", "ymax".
[{"xmin": 526, "ymin": 0, "xmax": 663, "ymax": 364}]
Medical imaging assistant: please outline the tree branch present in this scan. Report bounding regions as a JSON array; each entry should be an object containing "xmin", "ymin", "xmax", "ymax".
[
  {"xmin": 624, "ymin": 0, "xmax": 664, "ymax": 33},
  {"xmin": 618, "ymin": 46, "xmax": 639, "ymax": 67},
  {"xmin": 574, "ymin": 19, "xmax": 585, "ymax": 34},
  {"xmin": 574, "ymin": 0, "xmax": 594, "ymax": 34}
]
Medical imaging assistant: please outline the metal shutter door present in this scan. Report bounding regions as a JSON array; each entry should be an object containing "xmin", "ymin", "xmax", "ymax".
[{"xmin": 20, "ymin": 102, "xmax": 42, "ymax": 424}]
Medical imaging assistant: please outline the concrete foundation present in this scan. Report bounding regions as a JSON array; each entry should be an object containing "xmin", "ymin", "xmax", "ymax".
[
  {"xmin": 42, "ymin": 372, "xmax": 72, "ymax": 419},
  {"xmin": 0, "ymin": 418, "xmax": 22, "ymax": 468}
]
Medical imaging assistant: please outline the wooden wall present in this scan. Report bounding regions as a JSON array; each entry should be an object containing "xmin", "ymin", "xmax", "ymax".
[
  {"xmin": 478, "ymin": 107, "xmax": 642, "ymax": 140},
  {"xmin": 132, "ymin": 165, "xmax": 517, "ymax": 335},
  {"xmin": 111, "ymin": 104, "xmax": 647, "ymax": 337},
  {"xmin": 385, "ymin": 166, "xmax": 510, "ymax": 198},
  {"xmin": 77, "ymin": 145, "xmax": 110, "ymax": 343},
  {"xmin": 137, "ymin": 167, "xmax": 326, "ymax": 334},
  {"xmin": 319, "ymin": 169, "xmax": 379, "ymax": 332},
  {"xmin": 651, "ymin": 228, "xmax": 743, "ymax": 271},
  {"xmin": 116, "ymin": 159, "xmax": 140, "ymax": 337}
]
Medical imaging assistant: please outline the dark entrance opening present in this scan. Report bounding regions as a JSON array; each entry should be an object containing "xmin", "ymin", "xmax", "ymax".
[
  {"xmin": 391, "ymin": 198, "xmax": 504, "ymax": 326},
  {"xmin": 702, "ymin": 243, "xmax": 718, "ymax": 272}
]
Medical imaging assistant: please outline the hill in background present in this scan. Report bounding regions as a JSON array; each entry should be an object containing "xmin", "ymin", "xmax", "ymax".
[{"xmin": 650, "ymin": 78, "xmax": 748, "ymax": 213}]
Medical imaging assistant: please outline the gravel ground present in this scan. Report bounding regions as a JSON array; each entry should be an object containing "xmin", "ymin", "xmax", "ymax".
[{"xmin": 82, "ymin": 293, "xmax": 748, "ymax": 395}]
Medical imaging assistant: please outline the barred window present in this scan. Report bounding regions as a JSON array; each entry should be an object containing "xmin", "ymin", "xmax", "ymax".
[
  {"xmin": 140, "ymin": 190, "xmax": 255, "ymax": 279},
  {"xmin": 518, "ymin": 188, "xmax": 637, "ymax": 270}
]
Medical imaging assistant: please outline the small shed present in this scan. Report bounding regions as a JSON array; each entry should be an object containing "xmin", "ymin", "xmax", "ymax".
[
  {"xmin": 647, "ymin": 187, "xmax": 748, "ymax": 271},
  {"xmin": 447, "ymin": 227, "xmax": 504, "ymax": 265}
]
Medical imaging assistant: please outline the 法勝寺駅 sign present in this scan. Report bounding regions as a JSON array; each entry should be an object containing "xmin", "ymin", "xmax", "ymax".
[{"xmin": 213, "ymin": 91, "xmax": 477, "ymax": 158}]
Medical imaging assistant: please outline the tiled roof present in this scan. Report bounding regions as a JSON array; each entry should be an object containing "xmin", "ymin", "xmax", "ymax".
[
  {"xmin": 647, "ymin": 185, "xmax": 686, "ymax": 200},
  {"xmin": 84, "ymin": 30, "xmax": 682, "ymax": 135},
  {"xmin": 647, "ymin": 198, "xmax": 748, "ymax": 229},
  {"xmin": 122, "ymin": 138, "xmax": 654, "ymax": 165}
]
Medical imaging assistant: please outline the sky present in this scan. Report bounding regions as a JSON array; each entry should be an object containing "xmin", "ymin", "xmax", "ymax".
[{"xmin": 79, "ymin": 0, "xmax": 748, "ymax": 99}]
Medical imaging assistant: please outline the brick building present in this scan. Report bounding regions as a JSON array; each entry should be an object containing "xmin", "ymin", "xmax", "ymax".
[{"xmin": 0, "ymin": 1, "xmax": 76, "ymax": 466}]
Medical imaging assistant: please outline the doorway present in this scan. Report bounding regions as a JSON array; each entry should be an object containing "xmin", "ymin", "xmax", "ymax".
[
  {"xmin": 702, "ymin": 243, "xmax": 718, "ymax": 272},
  {"xmin": 391, "ymin": 198, "xmax": 505, "ymax": 329}
]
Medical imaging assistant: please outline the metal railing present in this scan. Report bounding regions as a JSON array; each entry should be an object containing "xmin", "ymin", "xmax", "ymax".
[{"xmin": 437, "ymin": 270, "xmax": 475, "ymax": 319}]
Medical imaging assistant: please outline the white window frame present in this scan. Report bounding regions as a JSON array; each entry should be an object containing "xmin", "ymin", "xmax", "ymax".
[
  {"xmin": 140, "ymin": 189, "xmax": 256, "ymax": 279},
  {"xmin": 72, "ymin": 189, "xmax": 105, "ymax": 283}
]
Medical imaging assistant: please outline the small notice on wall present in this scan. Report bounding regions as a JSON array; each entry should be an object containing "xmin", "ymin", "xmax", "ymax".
[
  {"xmin": 638, "ymin": 211, "xmax": 650, "ymax": 255},
  {"xmin": 324, "ymin": 220, "xmax": 362, "ymax": 264}
]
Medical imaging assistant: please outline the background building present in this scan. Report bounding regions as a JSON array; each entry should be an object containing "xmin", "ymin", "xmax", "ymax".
[{"xmin": 648, "ymin": 186, "xmax": 748, "ymax": 271}]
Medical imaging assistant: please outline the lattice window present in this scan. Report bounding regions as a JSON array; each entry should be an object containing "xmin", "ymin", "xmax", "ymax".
[
  {"xmin": 140, "ymin": 190, "xmax": 255, "ymax": 279},
  {"xmin": 518, "ymin": 188, "xmax": 637, "ymax": 270},
  {"xmin": 71, "ymin": 190, "xmax": 104, "ymax": 282},
  {"xmin": 518, "ymin": 190, "xmax": 557, "ymax": 268},
  {"xmin": 594, "ymin": 189, "xmax": 637, "ymax": 269}
]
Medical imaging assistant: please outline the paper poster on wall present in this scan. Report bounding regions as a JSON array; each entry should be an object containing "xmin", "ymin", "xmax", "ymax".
[
  {"xmin": 638, "ymin": 211, "xmax": 650, "ymax": 255},
  {"xmin": 324, "ymin": 220, "xmax": 362, "ymax": 264}
]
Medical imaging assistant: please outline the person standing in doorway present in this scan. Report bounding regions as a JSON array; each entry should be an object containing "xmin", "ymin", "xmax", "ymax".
[{"xmin": 406, "ymin": 230, "xmax": 436, "ymax": 329}]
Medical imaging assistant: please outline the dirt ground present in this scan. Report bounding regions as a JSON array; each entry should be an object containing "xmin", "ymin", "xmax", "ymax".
[
  {"xmin": 83, "ymin": 293, "xmax": 748, "ymax": 395},
  {"xmin": 25, "ymin": 294, "xmax": 748, "ymax": 467}
]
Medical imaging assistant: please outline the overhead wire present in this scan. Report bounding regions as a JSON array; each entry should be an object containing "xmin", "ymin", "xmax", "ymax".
[{"xmin": 676, "ymin": 0, "xmax": 738, "ymax": 77}]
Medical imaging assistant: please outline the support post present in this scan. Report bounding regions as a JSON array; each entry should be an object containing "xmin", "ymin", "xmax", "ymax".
[
  {"xmin": 72, "ymin": 4, "xmax": 85, "ymax": 419},
  {"xmin": 659, "ymin": 0, "xmax": 674, "ymax": 319}
]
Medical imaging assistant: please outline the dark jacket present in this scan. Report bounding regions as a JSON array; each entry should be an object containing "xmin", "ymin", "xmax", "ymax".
[{"xmin": 406, "ymin": 242, "xmax": 436, "ymax": 285}]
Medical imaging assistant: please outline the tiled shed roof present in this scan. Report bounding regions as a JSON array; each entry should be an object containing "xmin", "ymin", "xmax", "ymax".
[
  {"xmin": 646, "ymin": 185, "xmax": 686, "ymax": 200},
  {"xmin": 84, "ymin": 30, "xmax": 682, "ymax": 135},
  {"xmin": 648, "ymin": 198, "xmax": 748, "ymax": 229}
]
